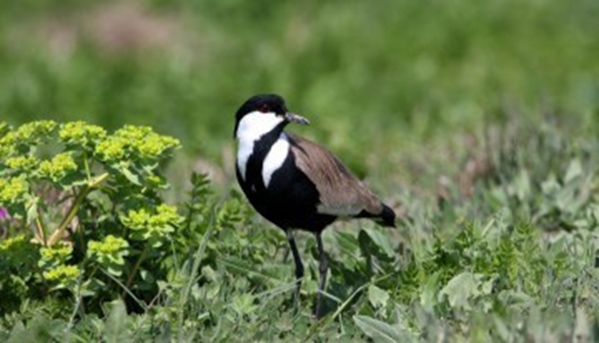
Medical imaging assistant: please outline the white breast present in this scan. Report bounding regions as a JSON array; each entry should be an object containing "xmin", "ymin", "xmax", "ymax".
[
  {"xmin": 262, "ymin": 133, "xmax": 290, "ymax": 187},
  {"xmin": 236, "ymin": 111, "xmax": 285, "ymax": 181}
]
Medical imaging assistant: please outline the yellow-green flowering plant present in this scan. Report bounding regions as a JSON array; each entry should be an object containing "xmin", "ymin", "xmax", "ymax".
[
  {"xmin": 0, "ymin": 120, "xmax": 280, "ymax": 325},
  {"xmin": 0, "ymin": 120, "xmax": 183, "ymax": 311},
  {"xmin": 87, "ymin": 235, "xmax": 130, "ymax": 277}
]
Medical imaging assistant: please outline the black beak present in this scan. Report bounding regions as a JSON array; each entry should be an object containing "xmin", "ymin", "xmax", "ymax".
[{"xmin": 285, "ymin": 112, "xmax": 310, "ymax": 125}]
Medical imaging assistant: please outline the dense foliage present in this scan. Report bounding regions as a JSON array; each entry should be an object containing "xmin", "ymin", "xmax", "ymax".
[
  {"xmin": 0, "ymin": 121, "xmax": 181, "ymax": 313},
  {"xmin": 0, "ymin": 120, "xmax": 597, "ymax": 342}
]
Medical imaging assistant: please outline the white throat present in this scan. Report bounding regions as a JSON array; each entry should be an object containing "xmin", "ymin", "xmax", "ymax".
[{"xmin": 236, "ymin": 111, "xmax": 286, "ymax": 181}]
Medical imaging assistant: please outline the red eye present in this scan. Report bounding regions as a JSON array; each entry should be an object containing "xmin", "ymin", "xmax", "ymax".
[{"xmin": 258, "ymin": 104, "xmax": 269, "ymax": 113}]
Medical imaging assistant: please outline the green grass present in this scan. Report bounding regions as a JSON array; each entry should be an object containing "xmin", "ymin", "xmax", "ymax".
[
  {"xmin": 1, "ymin": 0, "xmax": 597, "ymax": 163},
  {"xmin": 0, "ymin": 0, "xmax": 598, "ymax": 341},
  {"xmin": 1, "ymin": 122, "xmax": 598, "ymax": 341}
]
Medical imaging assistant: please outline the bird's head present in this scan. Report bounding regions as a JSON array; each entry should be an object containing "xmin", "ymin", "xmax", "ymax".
[{"xmin": 234, "ymin": 94, "xmax": 309, "ymax": 140}]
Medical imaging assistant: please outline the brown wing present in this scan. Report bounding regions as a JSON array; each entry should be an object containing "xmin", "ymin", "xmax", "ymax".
[{"xmin": 287, "ymin": 133, "xmax": 383, "ymax": 217}]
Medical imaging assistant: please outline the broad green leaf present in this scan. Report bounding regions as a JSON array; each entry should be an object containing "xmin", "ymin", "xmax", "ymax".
[
  {"xmin": 217, "ymin": 257, "xmax": 281, "ymax": 282},
  {"xmin": 358, "ymin": 227, "xmax": 395, "ymax": 263},
  {"xmin": 439, "ymin": 272, "xmax": 481, "ymax": 310},
  {"xmin": 368, "ymin": 284, "xmax": 390, "ymax": 309},
  {"xmin": 363, "ymin": 227, "xmax": 395, "ymax": 257},
  {"xmin": 497, "ymin": 290, "xmax": 535, "ymax": 310},
  {"xmin": 514, "ymin": 169, "xmax": 531, "ymax": 201},
  {"xmin": 232, "ymin": 294, "xmax": 257, "ymax": 316},
  {"xmin": 8, "ymin": 315, "xmax": 56, "ymax": 343},
  {"xmin": 140, "ymin": 269, "xmax": 155, "ymax": 284},
  {"xmin": 336, "ymin": 231, "xmax": 360, "ymax": 253},
  {"xmin": 419, "ymin": 272, "xmax": 441, "ymax": 310},
  {"xmin": 564, "ymin": 158, "xmax": 583, "ymax": 183},
  {"xmin": 541, "ymin": 174, "xmax": 560, "ymax": 194},
  {"xmin": 25, "ymin": 197, "xmax": 38, "ymax": 225},
  {"xmin": 118, "ymin": 165, "xmax": 142, "ymax": 186},
  {"xmin": 573, "ymin": 307, "xmax": 590, "ymax": 342},
  {"xmin": 104, "ymin": 300, "xmax": 130, "ymax": 343},
  {"xmin": 354, "ymin": 315, "xmax": 414, "ymax": 343}
]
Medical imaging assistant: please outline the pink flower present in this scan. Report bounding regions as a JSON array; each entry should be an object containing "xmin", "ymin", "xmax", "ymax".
[{"xmin": 0, "ymin": 208, "xmax": 8, "ymax": 219}]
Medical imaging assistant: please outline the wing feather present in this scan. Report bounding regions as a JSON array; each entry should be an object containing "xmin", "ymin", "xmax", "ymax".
[{"xmin": 287, "ymin": 133, "xmax": 383, "ymax": 217}]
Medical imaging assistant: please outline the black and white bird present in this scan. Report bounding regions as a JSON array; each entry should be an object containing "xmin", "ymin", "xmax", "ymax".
[{"xmin": 234, "ymin": 94, "xmax": 396, "ymax": 317}]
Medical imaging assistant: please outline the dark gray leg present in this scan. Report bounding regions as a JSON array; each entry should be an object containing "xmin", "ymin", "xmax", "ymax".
[
  {"xmin": 286, "ymin": 230, "xmax": 304, "ymax": 307},
  {"xmin": 315, "ymin": 232, "xmax": 328, "ymax": 318}
]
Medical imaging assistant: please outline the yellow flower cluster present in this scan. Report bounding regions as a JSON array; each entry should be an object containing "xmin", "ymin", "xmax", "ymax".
[
  {"xmin": 15, "ymin": 120, "xmax": 56, "ymax": 141},
  {"xmin": 59, "ymin": 121, "xmax": 107, "ymax": 149},
  {"xmin": 150, "ymin": 204, "xmax": 181, "ymax": 226},
  {"xmin": 1, "ymin": 121, "xmax": 57, "ymax": 146},
  {"xmin": 120, "ymin": 204, "xmax": 183, "ymax": 244},
  {"xmin": 43, "ymin": 265, "xmax": 81, "ymax": 284},
  {"xmin": 5, "ymin": 156, "xmax": 39, "ymax": 172},
  {"xmin": 121, "ymin": 208, "xmax": 150, "ymax": 229},
  {"xmin": 88, "ymin": 235, "xmax": 129, "ymax": 255},
  {"xmin": 136, "ymin": 134, "xmax": 180, "ymax": 160},
  {"xmin": 0, "ymin": 121, "xmax": 57, "ymax": 159},
  {"xmin": 0, "ymin": 176, "xmax": 28, "ymax": 205},
  {"xmin": 88, "ymin": 235, "xmax": 129, "ymax": 275},
  {"xmin": 123, "ymin": 204, "xmax": 182, "ymax": 229},
  {"xmin": 40, "ymin": 243, "xmax": 73, "ymax": 262},
  {"xmin": 95, "ymin": 137, "xmax": 127, "ymax": 161},
  {"xmin": 38, "ymin": 153, "xmax": 78, "ymax": 182},
  {"xmin": 115, "ymin": 125, "xmax": 154, "ymax": 141},
  {"xmin": 0, "ymin": 144, "xmax": 13, "ymax": 159},
  {"xmin": 0, "ymin": 234, "xmax": 26, "ymax": 252},
  {"xmin": 38, "ymin": 242, "xmax": 75, "ymax": 283},
  {"xmin": 95, "ymin": 125, "xmax": 180, "ymax": 162},
  {"xmin": 0, "ymin": 127, "xmax": 16, "ymax": 159}
]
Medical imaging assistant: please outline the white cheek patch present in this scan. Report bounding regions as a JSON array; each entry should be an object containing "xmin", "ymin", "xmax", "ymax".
[
  {"xmin": 262, "ymin": 133, "xmax": 290, "ymax": 187},
  {"xmin": 236, "ymin": 111, "xmax": 285, "ymax": 180}
]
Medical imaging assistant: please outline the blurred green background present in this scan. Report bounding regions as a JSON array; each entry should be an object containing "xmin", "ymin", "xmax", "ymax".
[{"xmin": 1, "ymin": 0, "xmax": 597, "ymax": 188}]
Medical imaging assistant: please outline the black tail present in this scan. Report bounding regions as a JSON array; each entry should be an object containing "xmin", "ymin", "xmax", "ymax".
[
  {"xmin": 379, "ymin": 204, "xmax": 396, "ymax": 228},
  {"xmin": 357, "ymin": 203, "xmax": 397, "ymax": 227}
]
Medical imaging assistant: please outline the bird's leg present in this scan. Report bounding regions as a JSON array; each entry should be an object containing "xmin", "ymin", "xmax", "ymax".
[
  {"xmin": 315, "ymin": 232, "xmax": 328, "ymax": 319},
  {"xmin": 286, "ymin": 230, "xmax": 304, "ymax": 310}
]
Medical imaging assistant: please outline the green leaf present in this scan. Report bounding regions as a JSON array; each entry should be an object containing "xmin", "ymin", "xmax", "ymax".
[
  {"xmin": 514, "ymin": 169, "xmax": 531, "ymax": 201},
  {"xmin": 541, "ymin": 173, "xmax": 560, "ymax": 194},
  {"xmin": 368, "ymin": 284, "xmax": 390, "ymax": 309},
  {"xmin": 104, "ymin": 300, "xmax": 130, "ymax": 343},
  {"xmin": 8, "ymin": 315, "xmax": 57, "ymax": 343},
  {"xmin": 218, "ymin": 257, "xmax": 281, "ymax": 282},
  {"xmin": 439, "ymin": 272, "xmax": 481, "ymax": 310},
  {"xmin": 25, "ymin": 197, "xmax": 38, "ymax": 225},
  {"xmin": 419, "ymin": 272, "xmax": 441, "ymax": 310},
  {"xmin": 564, "ymin": 158, "xmax": 582, "ymax": 183},
  {"xmin": 118, "ymin": 165, "xmax": 141, "ymax": 186},
  {"xmin": 140, "ymin": 269, "xmax": 155, "ymax": 284},
  {"xmin": 363, "ymin": 227, "xmax": 395, "ymax": 257},
  {"xmin": 232, "ymin": 294, "xmax": 257, "ymax": 316},
  {"xmin": 354, "ymin": 315, "xmax": 413, "ymax": 343}
]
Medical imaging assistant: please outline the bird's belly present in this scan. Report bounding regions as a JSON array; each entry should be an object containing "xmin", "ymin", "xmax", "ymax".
[{"xmin": 243, "ymin": 165, "xmax": 336, "ymax": 232}]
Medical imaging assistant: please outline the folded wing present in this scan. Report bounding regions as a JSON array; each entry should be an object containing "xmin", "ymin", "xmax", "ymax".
[{"xmin": 287, "ymin": 133, "xmax": 385, "ymax": 218}]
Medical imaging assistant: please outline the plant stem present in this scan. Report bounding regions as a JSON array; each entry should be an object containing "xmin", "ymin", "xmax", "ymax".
[
  {"xmin": 83, "ymin": 151, "xmax": 92, "ymax": 180},
  {"xmin": 35, "ymin": 216, "xmax": 47, "ymax": 247},
  {"xmin": 123, "ymin": 243, "xmax": 149, "ymax": 298},
  {"xmin": 47, "ymin": 173, "xmax": 109, "ymax": 247}
]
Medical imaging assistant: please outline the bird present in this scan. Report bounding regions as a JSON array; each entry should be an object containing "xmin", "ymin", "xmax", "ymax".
[{"xmin": 234, "ymin": 94, "xmax": 396, "ymax": 318}]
